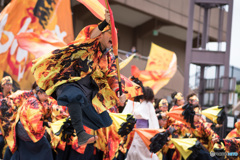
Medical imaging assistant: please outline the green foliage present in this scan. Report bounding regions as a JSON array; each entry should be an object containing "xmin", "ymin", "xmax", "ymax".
[{"xmin": 236, "ymin": 84, "xmax": 240, "ymax": 100}]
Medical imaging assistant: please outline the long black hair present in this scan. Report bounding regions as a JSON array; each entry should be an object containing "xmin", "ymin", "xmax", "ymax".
[{"xmin": 143, "ymin": 87, "xmax": 154, "ymax": 102}]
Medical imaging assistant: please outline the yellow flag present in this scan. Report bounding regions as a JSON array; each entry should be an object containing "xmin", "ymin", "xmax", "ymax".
[
  {"xmin": 50, "ymin": 118, "xmax": 67, "ymax": 135},
  {"xmin": 171, "ymin": 138, "xmax": 198, "ymax": 160},
  {"xmin": 131, "ymin": 43, "xmax": 177, "ymax": 94},
  {"xmin": 109, "ymin": 113, "xmax": 129, "ymax": 132},
  {"xmin": 120, "ymin": 53, "xmax": 136, "ymax": 70},
  {"xmin": 202, "ymin": 106, "xmax": 221, "ymax": 124}
]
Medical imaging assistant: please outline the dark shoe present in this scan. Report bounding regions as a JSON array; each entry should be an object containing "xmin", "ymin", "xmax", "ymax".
[{"xmin": 78, "ymin": 131, "xmax": 98, "ymax": 146}]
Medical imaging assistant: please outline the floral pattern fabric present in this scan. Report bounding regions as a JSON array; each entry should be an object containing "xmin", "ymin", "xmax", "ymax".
[{"xmin": 32, "ymin": 25, "xmax": 142, "ymax": 114}]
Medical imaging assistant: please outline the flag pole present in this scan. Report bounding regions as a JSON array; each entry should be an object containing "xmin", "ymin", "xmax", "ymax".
[{"xmin": 105, "ymin": 0, "xmax": 122, "ymax": 95}]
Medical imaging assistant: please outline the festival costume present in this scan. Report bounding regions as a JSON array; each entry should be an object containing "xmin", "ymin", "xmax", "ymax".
[
  {"xmin": 31, "ymin": 23, "xmax": 142, "ymax": 145},
  {"xmin": 221, "ymin": 138, "xmax": 240, "ymax": 160},
  {"xmin": 161, "ymin": 107, "xmax": 183, "ymax": 160},
  {"xmin": 223, "ymin": 121, "xmax": 240, "ymax": 160},
  {"xmin": 45, "ymin": 97, "xmax": 90, "ymax": 160},
  {"xmin": 0, "ymin": 92, "xmax": 9, "ymax": 159},
  {"xmin": 190, "ymin": 121, "xmax": 219, "ymax": 152},
  {"xmin": 0, "ymin": 90, "xmax": 33, "ymax": 154},
  {"xmin": 170, "ymin": 104, "xmax": 219, "ymax": 152},
  {"xmin": 127, "ymin": 101, "xmax": 159, "ymax": 160},
  {"xmin": 166, "ymin": 104, "xmax": 221, "ymax": 159},
  {"xmin": 0, "ymin": 91, "xmax": 71, "ymax": 160},
  {"xmin": 11, "ymin": 96, "xmax": 54, "ymax": 160},
  {"xmin": 162, "ymin": 121, "xmax": 190, "ymax": 160},
  {"xmin": 0, "ymin": 76, "xmax": 13, "ymax": 158},
  {"xmin": 226, "ymin": 121, "xmax": 240, "ymax": 139}
]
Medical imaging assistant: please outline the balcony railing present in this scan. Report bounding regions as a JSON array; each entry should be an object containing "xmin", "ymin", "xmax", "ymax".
[{"xmin": 204, "ymin": 77, "xmax": 236, "ymax": 91}]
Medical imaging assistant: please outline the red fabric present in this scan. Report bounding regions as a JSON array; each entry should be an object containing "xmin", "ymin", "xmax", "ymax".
[
  {"xmin": 77, "ymin": 0, "xmax": 118, "ymax": 57},
  {"xmin": 77, "ymin": 0, "xmax": 106, "ymax": 20},
  {"xmin": 16, "ymin": 30, "xmax": 66, "ymax": 58},
  {"xmin": 106, "ymin": 2, "xmax": 118, "ymax": 57}
]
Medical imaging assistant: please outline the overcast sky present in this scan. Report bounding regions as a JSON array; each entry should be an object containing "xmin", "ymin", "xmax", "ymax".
[{"xmin": 230, "ymin": 0, "xmax": 240, "ymax": 69}]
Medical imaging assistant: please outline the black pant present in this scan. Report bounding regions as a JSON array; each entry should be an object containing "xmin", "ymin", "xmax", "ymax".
[
  {"xmin": 0, "ymin": 135, "xmax": 5, "ymax": 159},
  {"xmin": 67, "ymin": 102, "xmax": 84, "ymax": 134},
  {"xmin": 56, "ymin": 84, "xmax": 112, "ymax": 133},
  {"xmin": 3, "ymin": 146, "xmax": 12, "ymax": 160}
]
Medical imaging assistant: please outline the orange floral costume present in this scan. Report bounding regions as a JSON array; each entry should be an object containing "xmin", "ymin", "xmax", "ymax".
[
  {"xmin": 226, "ymin": 121, "xmax": 240, "ymax": 139},
  {"xmin": 191, "ymin": 121, "xmax": 219, "ymax": 151},
  {"xmin": 0, "ymin": 90, "xmax": 33, "ymax": 152},
  {"xmin": 32, "ymin": 25, "xmax": 142, "ymax": 114}
]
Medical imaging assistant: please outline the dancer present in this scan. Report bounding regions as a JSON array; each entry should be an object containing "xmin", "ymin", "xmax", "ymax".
[
  {"xmin": 127, "ymin": 87, "xmax": 159, "ymax": 160},
  {"xmin": 0, "ymin": 76, "xmax": 13, "ymax": 159},
  {"xmin": 32, "ymin": 9, "xmax": 127, "ymax": 146},
  {"xmin": 170, "ymin": 92, "xmax": 185, "ymax": 111}
]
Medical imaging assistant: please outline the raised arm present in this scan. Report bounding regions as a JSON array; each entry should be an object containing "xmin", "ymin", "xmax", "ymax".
[{"xmin": 90, "ymin": 9, "xmax": 110, "ymax": 39}]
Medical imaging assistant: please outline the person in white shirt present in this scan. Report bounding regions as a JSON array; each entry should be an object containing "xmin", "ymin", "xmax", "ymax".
[{"xmin": 127, "ymin": 87, "xmax": 159, "ymax": 160}]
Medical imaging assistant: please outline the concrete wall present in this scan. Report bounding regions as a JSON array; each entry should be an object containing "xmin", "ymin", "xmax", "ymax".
[
  {"xmin": 135, "ymin": 32, "xmax": 186, "ymax": 72},
  {"xmin": 113, "ymin": 0, "xmax": 228, "ymax": 41},
  {"xmin": 116, "ymin": 23, "xmax": 134, "ymax": 51}
]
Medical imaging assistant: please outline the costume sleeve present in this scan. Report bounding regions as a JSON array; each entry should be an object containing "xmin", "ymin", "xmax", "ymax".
[
  {"xmin": 235, "ymin": 121, "xmax": 240, "ymax": 131},
  {"xmin": 69, "ymin": 24, "xmax": 98, "ymax": 45},
  {"xmin": 203, "ymin": 122, "xmax": 219, "ymax": 140},
  {"xmin": 20, "ymin": 99, "xmax": 44, "ymax": 134},
  {"xmin": 9, "ymin": 90, "xmax": 33, "ymax": 109},
  {"xmin": 28, "ymin": 109, "xmax": 44, "ymax": 134},
  {"xmin": 0, "ymin": 97, "xmax": 14, "ymax": 136},
  {"xmin": 170, "ymin": 122, "xmax": 190, "ymax": 137},
  {"xmin": 225, "ymin": 129, "xmax": 237, "ymax": 139},
  {"xmin": 46, "ymin": 97, "xmax": 69, "ymax": 122},
  {"xmin": 202, "ymin": 122, "xmax": 219, "ymax": 151},
  {"xmin": 223, "ymin": 139, "xmax": 240, "ymax": 156},
  {"xmin": 148, "ymin": 102, "xmax": 160, "ymax": 129},
  {"xmin": 167, "ymin": 116, "xmax": 176, "ymax": 128}
]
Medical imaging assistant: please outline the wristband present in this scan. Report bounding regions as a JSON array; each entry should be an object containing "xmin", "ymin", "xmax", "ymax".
[
  {"xmin": 98, "ymin": 20, "xmax": 108, "ymax": 31},
  {"xmin": 43, "ymin": 122, "xmax": 50, "ymax": 128}
]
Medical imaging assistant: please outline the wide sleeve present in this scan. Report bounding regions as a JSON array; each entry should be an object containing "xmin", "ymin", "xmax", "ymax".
[
  {"xmin": 225, "ymin": 129, "xmax": 237, "ymax": 139},
  {"xmin": 148, "ymin": 102, "xmax": 160, "ymax": 129},
  {"xmin": 203, "ymin": 123, "xmax": 219, "ymax": 140},
  {"xmin": 46, "ymin": 97, "xmax": 69, "ymax": 122},
  {"xmin": 20, "ymin": 99, "xmax": 44, "ymax": 136},
  {"xmin": 69, "ymin": 24, "xmax": 98, "ymax": 45},
  {"xmin": 9, "ymin": 90, "xmax": 33, "ymax": 109},
  {"xmin": 122, "ymin": 100, "xmax": 140, "ymax": 114}
]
